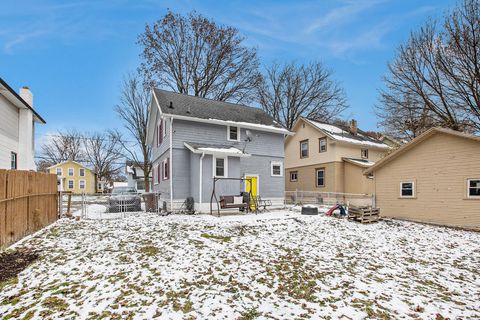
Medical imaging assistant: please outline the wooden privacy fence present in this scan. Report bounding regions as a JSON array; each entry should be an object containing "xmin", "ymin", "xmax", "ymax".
[{"xmin": 0, "ymin": 170, "xmax": 58, "ymax": 248}]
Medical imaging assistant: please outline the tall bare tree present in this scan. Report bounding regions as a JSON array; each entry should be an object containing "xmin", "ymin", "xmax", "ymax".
[
  {"xmin": 39, "ymin": 130, "xmax": 85, "ymax": 167},
  {"xmin": 257, "ymin": 62, "xmax": 348, "ymax": 130},
  {"xmin": 115, "ymin": 73, "xmax": 151, "ymax": 192},
  {"xmin": 83, "ymin": 131, "xmax": 124, "ymax": 185},
  {"xmin": 378, "ymin": 0, "xmax": 480, "ymax": 136},
  {"xmin": 138, "ymin": 11, "xmax": 261, "ymax": 104}
]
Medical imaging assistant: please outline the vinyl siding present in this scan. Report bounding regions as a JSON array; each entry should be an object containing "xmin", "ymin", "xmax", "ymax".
[
  {"xmin": 0, "ymin": 94, "xmax": 19, "ymax": 169},
  {"xmin": 285, "ymin": 162, "xmax": 344, "ymax": 193},
  {"xmin": 373, "ymin": 133, "xmax": 480, "ymax": 229},
  {"xmin": 343, "ymin": 162, "xmax": 373, "ymax": 194}
]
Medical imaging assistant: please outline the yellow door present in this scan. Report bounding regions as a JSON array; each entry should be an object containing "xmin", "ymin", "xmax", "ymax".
[{"xmin": 245, "ymin": 176, "xmax": 258, "ymax": 210}]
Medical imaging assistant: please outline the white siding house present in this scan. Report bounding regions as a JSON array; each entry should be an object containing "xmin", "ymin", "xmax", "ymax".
[{"xmin": 0, "ymin": 78, "xmax": 46, "ymax": 170}]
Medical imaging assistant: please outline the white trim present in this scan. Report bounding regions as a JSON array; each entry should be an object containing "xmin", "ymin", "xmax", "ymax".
[
  {"xmin": 79, "ymin": 179, "xmax": 86, "ymax": 190},
  {"xmin": 68, "ymin": 167, "xmax": 74, "ymax": 177},
  {"xmin": 400, "ymin": 181, "xmax": 415, "ymax": 198},
  {"xmin": 213, "ymin": 156, "xmax": 228, "ymax": 178},
  {"xmin": 199, "ymin": 153, "xmax": 205, "ymax": 205},
  {"xmin": 467, "ymin": 178, "xmax": 480, "ymax": 199},
  {"xmin": 315, "ymin": 168, "xmax": 325, "ymax": 187},
  {"xmin": 184, "ymin": 142, "xmax": 250, "ymax": 157},
  {"xmin": 270, "ymin": 161, "xmax": 284, "ymax": 177},
  {"xmin": 169, "ymin": 116, "xmax": 173, "ymax": 208},
  {"xmin": 244, "ymin": 174, "xmax": 259, "ymax": 196},
  {"xmin": 227, "ymin": 125, "xmax": 241, "ymax": 142}
]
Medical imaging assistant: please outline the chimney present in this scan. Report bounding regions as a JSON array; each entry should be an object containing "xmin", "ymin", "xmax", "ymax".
[
  {"xmin": 19, "ymin": 86, "xmax": 33, "ymax": 107},
  {"xmin": 350, "ymin": 119, "xmax": 358, "ymax": 135}
]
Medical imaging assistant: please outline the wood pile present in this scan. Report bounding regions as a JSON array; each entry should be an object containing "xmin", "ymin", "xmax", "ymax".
[{"xmin": 348, "ymin": 206, "xmax": 380, "ymax": 224}]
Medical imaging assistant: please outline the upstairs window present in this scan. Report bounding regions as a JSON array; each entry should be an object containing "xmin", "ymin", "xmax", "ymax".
[
  {"xmin": 56, "ymin": 168, "xmax": 62, "ymax": 176},
  {"xmin": 468, "ymin": 179, "xmax": 480, "ymax": 198},
  {"xmin": 68, "ymin": 168, "xmax": 74, "ymax": 176},
  {"xmin": 300, "ymin": 140, "xmax": 309, "ymax": 158},
  {"xmin": 400, "ymin": 181, "xmax": 415, "ymax": 198},
  {"xmin": 271, "ymin": 161, "xmax": 283, "ymax": 177},
  {"xmin": 214, "ymin": 157, "xmax": 227, "ymax": 177},
  {"xmin": 79, "ymin": 168, "xmax": 85, "ymax": 177},
  {"xmin": 361, "ymin": 149, "xmax": 369, "ymax": 159},
  {"xmin": 227, "ymin": 126, "xmax": 240, "ymax": 142},
  {"xmin": 319, "ymin": 138, "xmax": 327, "ymax": 153},
  {"xmin": 10, "ymin": 152, "xmax": 17, "ymax": 170},
  {"xmin": 316, "ymin": 168, "xmax": 325, "ymax": 187}
]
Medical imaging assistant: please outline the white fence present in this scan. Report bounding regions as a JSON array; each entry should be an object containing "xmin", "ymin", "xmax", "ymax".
[{"xmin": 285, "ymin": 190, "xmax": 375, "ymax": 208}]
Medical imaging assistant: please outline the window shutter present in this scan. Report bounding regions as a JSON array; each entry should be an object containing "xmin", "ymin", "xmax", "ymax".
[
  {"xmin": 166, "ymin": 157, "xmax": 170, "ymax": 179},
  {"xmin": 159, "ymin": 121, "xmax": 163, "ymax": 144}
]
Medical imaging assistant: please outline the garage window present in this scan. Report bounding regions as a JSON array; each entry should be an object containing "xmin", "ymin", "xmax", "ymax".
[
  {"xmin": 468, "ymin": 179, "xmax": 480, "ymax": 198},
  {"xmin": 400, "ymin": 181, "xmax": 415, "ymax": 198}
]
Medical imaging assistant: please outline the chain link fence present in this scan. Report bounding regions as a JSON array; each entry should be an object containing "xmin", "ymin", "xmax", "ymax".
[{"xmin": 285, "ymin": 190, "xmax": 375, "ymax": 208}]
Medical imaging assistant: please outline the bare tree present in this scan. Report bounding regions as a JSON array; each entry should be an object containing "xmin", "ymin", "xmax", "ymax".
[
  {"xmin": 257, "ymin": 62, "xmax": 348, "ymax": 130},
  {"xmin": 378, "ymin": 0, "xmax": 480, "ymax": 136},
  {"xmin": 83, "ymin": 131, "xmax": 124, "ymax": 185},
  {"xmin": 138, "ymin": 10, "xmax": 261, "ymax": 104},
  {"xmin": 115, "ymin": 73, "xmax": 152, "ymax": 192},
  {"xmin": 39, "ymin": 130, "xmax": 85, "ymax": 167}
]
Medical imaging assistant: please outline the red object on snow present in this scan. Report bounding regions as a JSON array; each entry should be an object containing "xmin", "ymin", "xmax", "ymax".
[{"xmin": 326, "ymin": 204, "xmax": 340, "ymax": 216}]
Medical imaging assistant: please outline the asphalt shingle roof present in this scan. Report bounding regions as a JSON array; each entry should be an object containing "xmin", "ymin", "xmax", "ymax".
[{"xmin": 153, "ymin": 89, "xmax": 284, "ymax": 129}]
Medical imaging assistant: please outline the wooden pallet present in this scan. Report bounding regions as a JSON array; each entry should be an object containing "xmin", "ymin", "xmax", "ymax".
[{"xmin": 348, "ymin": 206, "xmax": 380, "ymax": 224}]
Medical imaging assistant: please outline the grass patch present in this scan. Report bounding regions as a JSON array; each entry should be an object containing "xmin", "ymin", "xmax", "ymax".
[{"xmin": 200, "ymin": 233, "xmax": 231, "ymax": 242}]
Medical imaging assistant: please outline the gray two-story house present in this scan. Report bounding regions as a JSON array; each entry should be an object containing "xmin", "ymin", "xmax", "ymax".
[{"xmin": 146, "ymin": 89, "xmax": 291, "ymax": 212}]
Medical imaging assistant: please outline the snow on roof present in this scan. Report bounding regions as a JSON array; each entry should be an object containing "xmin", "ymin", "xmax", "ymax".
[
  {"xmin": 197, "ymin": 146, "xmax": 244, "ymax": 154},
  {"xmin": 343, "ymin": 158, "xmax": 376, "ymax": 167},
  {"xmin": 210, "ymin": 119, "xmax": 291, "ymax": 134},
  {"xmin": 304, "ymin": 118, "xmax": 390, "ymax": 149},
  {"xmin": 184, "ymin": 142, "xmax": 250, "ymax": 157},
  {"xmin": 126, "ymin": 165, "xmax": 135, "ymax": 174}
]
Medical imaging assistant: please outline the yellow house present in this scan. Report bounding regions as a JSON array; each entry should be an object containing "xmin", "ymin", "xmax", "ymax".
[
  {"xmin": 47, "ymin": 161, "xmax": 97, "ymax": 194},
  {"xmin": 285, "ymin": 118, "xmax": 391, "ymax": 195}
]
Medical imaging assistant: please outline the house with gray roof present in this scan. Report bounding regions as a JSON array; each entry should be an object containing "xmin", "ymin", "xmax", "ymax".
[{"xmin": 146, "ymin": 89, "xmax": 291, "ymax": 212}]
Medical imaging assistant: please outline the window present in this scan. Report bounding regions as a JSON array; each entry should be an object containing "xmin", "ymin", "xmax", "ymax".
[
  {"xmin": 400, "ymin": 181, "xmax": 415, "ymax": 198},
  {"xmin": 68, "ymin": 168, "xmax": 74, "ymax": 176},
  {"xmin": 227, "ymin": 126, "xmax": 240, "ymax": 141},
  {"xmin": 10, "ymin": 152, "xmax": 17, "ymax": 170},
  {"xmin": 290, "ymin": 171, "xmax": 298, "ymax": 182},
  {"xmin": 157, "ymin": 120, "xmax": 164, "ymax": 146},
  {"xmin": 271, "ymin": 161, "xmax": 283, "ymax": 177},
  {"xmin": 68, "ymin": 180, "xmax": 74, "ymax": 189},
  {"xmin": 79, "ymin": 180, "xmax": 86, "ymax": 189},
  {"xmin": 361, "ymin": 149, "xmax": 369, "ymax": 159},
  {"xmin": 316, "ymin": 168, "xmax": 325, "ymax": 187},
  {"xmin": 162, "ymin": 158, "xmax": 169, "ymax": 180},
  {"xmin": 300, "ymin": 140, "xmax": 309, "ymax": 158},
  {"xmin": 467, "ymin": 179, "xmax": 480, "ymax": 198},
  {"xmin": 56, "ymin": 168, "xmax": 62, "ymax": 176},
  {"xmin": 79, "ymin": 168, "xmax": 85, "ymax": 177},
  {"xmin": 98, "ymin": 183, "xmax": 102, "ymax": 190},
  {"xmin": 163, "ymin": 119, "xmax": 167, "ymax": 138},
  {"xmin": 214, "ymin": 157, "xmax": 227, "ymax": 177},
  {"xmin": 319, "ymin": 138, "xmax": 327, "ymax": 153}
]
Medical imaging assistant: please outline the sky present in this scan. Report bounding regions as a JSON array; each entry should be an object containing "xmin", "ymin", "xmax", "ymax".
[{"xmin": 0, "ymin": 0, "xmax": 456, "ymax": 146}]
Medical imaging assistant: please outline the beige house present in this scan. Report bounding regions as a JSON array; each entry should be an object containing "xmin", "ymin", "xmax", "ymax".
[
  {"xmin": 285, "ymin": 118, "xmax": 390, "ymax": 195},
  {"xmin": 365, "ymin": 127, "xmax": 480, "ymax": 230}
]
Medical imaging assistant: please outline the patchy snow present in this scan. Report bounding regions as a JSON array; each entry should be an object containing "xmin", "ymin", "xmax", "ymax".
[
  {"xmin": 343, "ymin": 158, "xmax": 376, "ymax": 167},
  {"xmin": 1, "ymin": 211, "xmax": 479, "ymax": 319},
  {"xmin": 209, "ymin": 118, "xmax": 291, "ymax": 134},
  {"xmin": 331, "ymin": 134, "xmax": 391, "ymax": 149},
  {"xmin": 197, "ymin": 146, "xmax": 244, "ymax": 154}
]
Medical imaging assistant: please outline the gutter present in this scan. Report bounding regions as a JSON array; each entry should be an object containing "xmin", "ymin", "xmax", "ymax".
[
  {"xmin": 199, "ymin": 153, "xmax": 205, "ymax": 206},
  {"xmin": 169, "ymin": 116, "xmax": 173, "ymax": 210}
]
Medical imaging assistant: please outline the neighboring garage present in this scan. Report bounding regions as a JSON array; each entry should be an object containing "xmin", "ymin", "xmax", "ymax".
[{"xmin": 365, "ymin": 127, "xmax": 480, "ymax": 230}]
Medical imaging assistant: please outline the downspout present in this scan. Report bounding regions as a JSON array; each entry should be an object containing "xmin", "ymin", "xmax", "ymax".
[
  {"xmin": 199, "ymin": 153, "xmax": 205, "ymax": 208},
  {"xmin": 169, "ymin": 116, "xmax": 173, "ymax": 210}
]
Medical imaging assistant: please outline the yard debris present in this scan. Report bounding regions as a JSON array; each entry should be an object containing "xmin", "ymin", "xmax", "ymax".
[
  {"xmin": 0, "ymin": 248, "xmax": 39, "ymax": 288},
  {"xmin": 0, "ymin": 211, "xmax": 479, "ymax": 319}
]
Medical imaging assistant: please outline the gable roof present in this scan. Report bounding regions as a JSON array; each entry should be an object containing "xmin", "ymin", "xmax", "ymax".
[
  {"xmin": 151, "ymin": 89, "xmax": 291, "ymax": 135},
  {"xmin": 46, "ymin": 160, "xmax": 93, "ymax": 172},
  {"xmin": 342, "ymin": 157, "xmax": 376, "ymax": 168},
  {"xmin": 364, "ymin": 127, "xmax": 480, "ymax": 175},
  {"xmin": 0, "ymin": 77, "xmax": 46, "ymax": 124},
  {"xmin": 300, "ymin": 118, "xmax": 390, "ymax": 149}
]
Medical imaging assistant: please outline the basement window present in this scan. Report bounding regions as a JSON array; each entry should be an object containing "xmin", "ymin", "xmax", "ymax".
[
  {"xmin": 467, "ymin": 179, "xmax": 480, "ymax": 198},
  {"xmin": 400, "ymin": 181, "xmax": 415, "ymax": 198}
]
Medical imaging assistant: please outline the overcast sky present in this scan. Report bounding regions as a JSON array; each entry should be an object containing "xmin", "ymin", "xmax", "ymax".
[{"xmin": 0, "ymin": 0, "xmax": 456, "ymax": 144}]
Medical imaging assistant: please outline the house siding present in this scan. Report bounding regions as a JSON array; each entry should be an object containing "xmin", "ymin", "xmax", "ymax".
[
  {"xmin": 0, "ymin": 94, "xmax": 19, "ymax": 169},
  {"xmin": 373, "ymin": 133, "xmax": 480, "ymax": 229}
]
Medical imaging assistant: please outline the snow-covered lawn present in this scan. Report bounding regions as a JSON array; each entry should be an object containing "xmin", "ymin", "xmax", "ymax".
[{"xmin": 1, "ymin": 211, "xmax": 479, "ymax": 319}]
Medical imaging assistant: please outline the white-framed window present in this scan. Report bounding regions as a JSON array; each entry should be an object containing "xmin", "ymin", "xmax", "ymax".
[
  {"xmin": 68, "ymin": 168, "xmax": 74, "ymax": 176},
  {"xmin": 400, "ymin": 181, "xmax": 415, "ymax": 198},
  {"xmin": 162, "ymin": 158, "xmax": 169, "ymax": 180},
  {"xmin": 227, "ymin": 126, "xmax": 240, "ymax": 142},
  {"xmin": 271, "ymin": 161, "xmax": 283, "ymax": 177},
  {"xmin": 316, "ymin": 168, "xmax": 325, "ymax": 187},
  {"xmin": 319, "ymin": 137, "xmax": 327, "ymax": 153},
  {"xmin": 79, "ymin": 168, "xmax": 85, "ymax": 177},
  {"xmin": 290, "ymin": 171, "xmax": 298, "ymax": 182},
  {"xmin": 10, "ymin": 152, "xmax": 17, "ymax": 170},
  {"xmin": 79, "ymin": 180, "xmax": 86, "ymax": 189},
  {"xmin": 467, "ymin": 179, "xmax": 480, "ymax": 198},
  {"xmin": 56, "ymin": 168, "xmax": 62, "ymax": 176},
  {"xmin": 361, "ymin": 149, "xmax": 369, "ymax": 159},
  {"xmin": 68, "ymin": 179, "xmax": 74, "ymax": 189},
  {"xmin": 213, "ymin": 156, "xmax": 227, "ymax": 177},
  {"xmin": 163, "ymin": 119, "xmax": 167, "ymax": 138},
  {"xmin": 300, "ymin": 140, "xmax": 309, "ymax": 158}
]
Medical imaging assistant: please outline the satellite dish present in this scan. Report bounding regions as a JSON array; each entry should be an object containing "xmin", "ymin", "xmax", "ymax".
[{"xmin": 245, "ymin": 130, "xmax": 253, "ymax": 141}]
